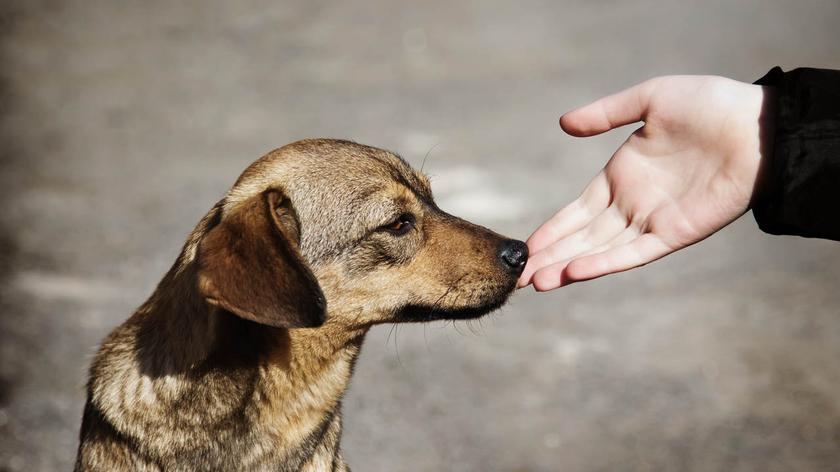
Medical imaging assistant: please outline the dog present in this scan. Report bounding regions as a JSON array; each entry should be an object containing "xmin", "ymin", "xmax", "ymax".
[{"xmin": 75, "ymin": 139, "xmax": 528, "ymax": 471}]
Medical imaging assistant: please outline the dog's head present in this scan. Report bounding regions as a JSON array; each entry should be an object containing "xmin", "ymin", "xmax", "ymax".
[{"xmin": 195, "ymin": 139, "xmax": 527, "ymax": 329}]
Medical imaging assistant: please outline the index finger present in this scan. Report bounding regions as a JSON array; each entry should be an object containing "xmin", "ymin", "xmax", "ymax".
[{"xmin": 526, "ymin": 172, "xmax": 611, "ymax": 254}]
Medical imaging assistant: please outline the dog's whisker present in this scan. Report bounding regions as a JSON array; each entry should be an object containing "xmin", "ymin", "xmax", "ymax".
[
  {"xmin": 444, "ymin": 322, "xmax": 455, "ymax": 344},
  {"xmin": 394, "ymin": 324, "xmax": 404, "ymax": 370},
  {"xmin": 428, "ymin": 274, "xmax": 468, "ymax": 319},
  {"xmin": 426, "ymin": 283, "xmax": 456, "ymax": 321},
  {"xmin": 420, "ymin": 142, "xmax": 440, "ymax": 173},
  {"xmin": 453, "ymin": 322, "xmax": 466, "ymax": 337},
  {"xmin": 466, "ymin": 319, "xmax": 478, "ymax": 336},
  {"xmin": 385, "ymin": 322, "xmax": 397, "ymax": 347}
]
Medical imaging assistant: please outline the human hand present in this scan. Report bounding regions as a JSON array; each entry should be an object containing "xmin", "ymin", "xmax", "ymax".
[{"xmin": 519, "ymin": 75, "xmax": 775, "ymax": 291}]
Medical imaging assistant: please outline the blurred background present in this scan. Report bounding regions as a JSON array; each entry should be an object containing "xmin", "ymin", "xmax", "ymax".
[{"xmin": 1, "ymin": 1, "xmax": 839, "ymax": 470}]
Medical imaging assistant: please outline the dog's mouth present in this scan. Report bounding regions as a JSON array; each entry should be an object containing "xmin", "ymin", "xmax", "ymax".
[{"xmin": 393, "ymin": 284, "xmax": 515, "ymax": 323}]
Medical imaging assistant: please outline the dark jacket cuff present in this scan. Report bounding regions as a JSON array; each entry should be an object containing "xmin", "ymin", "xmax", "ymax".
[{"xmin": 752, "ymin": 66, "xmax": 840, "ymax": 240}]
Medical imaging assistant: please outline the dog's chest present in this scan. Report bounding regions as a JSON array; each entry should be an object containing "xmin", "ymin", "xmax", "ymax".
[
  {"xmin": 257, "ymin": 342, "xmax": 358, "ymax": 429},
  {"xmin": 233, "ymin": 343, "xmax": 358, "ymax": 465}
]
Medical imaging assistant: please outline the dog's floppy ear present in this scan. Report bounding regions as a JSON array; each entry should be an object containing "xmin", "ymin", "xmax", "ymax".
[{"xmin": 197, "ymin": 189, "xmax": 326, "ymax": 328}]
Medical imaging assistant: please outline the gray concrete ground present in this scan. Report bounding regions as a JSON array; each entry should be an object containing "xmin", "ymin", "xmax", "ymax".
[{"xmin": 2, "ymin": 1, "xmax": 839, "ymax": 470}]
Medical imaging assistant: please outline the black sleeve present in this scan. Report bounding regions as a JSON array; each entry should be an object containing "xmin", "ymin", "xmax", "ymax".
[{"xmin": 752, "ymin": 66, "xmax": 840, "ymax": 241}]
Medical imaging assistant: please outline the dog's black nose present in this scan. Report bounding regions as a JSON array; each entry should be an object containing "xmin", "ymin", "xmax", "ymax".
[{"xmin": 498, "ymin": 239, "xmax": 528, "ymax": 274}]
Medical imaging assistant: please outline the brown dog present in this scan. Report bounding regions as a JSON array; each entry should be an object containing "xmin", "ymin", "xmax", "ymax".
[{"xmin": 75, "ymin": 139, "xmax": 528, "ymax": 471}]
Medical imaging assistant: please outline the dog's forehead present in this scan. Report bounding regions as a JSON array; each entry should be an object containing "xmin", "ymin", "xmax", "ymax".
[{"xmin": 224, "ymin": 139, "xmax": 431, "ymax": 213}]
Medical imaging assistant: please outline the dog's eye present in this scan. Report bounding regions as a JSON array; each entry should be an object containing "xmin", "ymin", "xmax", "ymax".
[{"xmin": 382, "ymin": 214, "xmax": 415, "ymax": 236}]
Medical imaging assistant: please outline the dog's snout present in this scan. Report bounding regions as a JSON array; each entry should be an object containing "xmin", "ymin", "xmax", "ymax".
[{"xmin": 498, "ymin": 239, "xmax": 528, "ymax": 274}]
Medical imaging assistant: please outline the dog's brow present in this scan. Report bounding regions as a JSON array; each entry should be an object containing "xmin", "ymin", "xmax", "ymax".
[
  {"xmin": 373, "ymin": 151, "xmax": 433, "ymax": 201},
  {"xmin": 365, "ymin": 190, "xmax": 410, "ymax": 219},
  {"xmin": 385, "ymin": 167, "xmax": 433, "ymax": 205}
]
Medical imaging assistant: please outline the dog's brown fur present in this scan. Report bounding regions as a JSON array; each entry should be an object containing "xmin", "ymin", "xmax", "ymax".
[{"xmin": 75, "ymin": 139, "xmax": 526, "ymax": 471}]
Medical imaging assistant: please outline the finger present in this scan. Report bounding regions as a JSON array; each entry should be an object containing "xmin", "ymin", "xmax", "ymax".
[
  {"xmin": 519, "ymin": 229, "xmax": 589, "ymax": 288},
  {"xmin": 560, "ymin": 79, "xmax": 655, "ymax": 137},
  {"xmin": 528, "ymin": 226, "xmax": 638, "ymax": 291},
  {"xmin": 524, "ymin": 200, "xmax": 592, "ymax": 258},
  {"xmin": 563, "ymin": 233, "xmax": 672, "ymax": 284},
  {"xmin": 588, "ymin": 225, "xmax": 641, "ymax": 254},
  {"xmin": 525, "ymin": 172, "xmax": 611, "ymax": 255},
  {"xmin": 519, "ymin": 204, "xmax": 627, "ymax": 287}
]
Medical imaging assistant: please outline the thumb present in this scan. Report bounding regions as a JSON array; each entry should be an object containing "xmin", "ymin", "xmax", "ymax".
[{"xmin": 560, "ymin": 79, "xmax": 656, "ymax": 137}]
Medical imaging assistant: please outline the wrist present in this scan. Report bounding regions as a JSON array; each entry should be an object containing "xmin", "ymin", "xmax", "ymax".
[{"xmin": 749, "ymin": 85, "xmax": 778, "ymax": 207}]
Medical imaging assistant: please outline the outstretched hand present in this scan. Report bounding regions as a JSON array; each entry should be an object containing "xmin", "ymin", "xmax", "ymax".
[{"xmin": 519, "ymin": 75, "xmax": 775, "ymax": 291}]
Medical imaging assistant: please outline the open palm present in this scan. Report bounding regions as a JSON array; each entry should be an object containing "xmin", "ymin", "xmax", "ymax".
[{"xmin": 519, "ymin": 76, "xmax": 773, "ymax": 290}]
